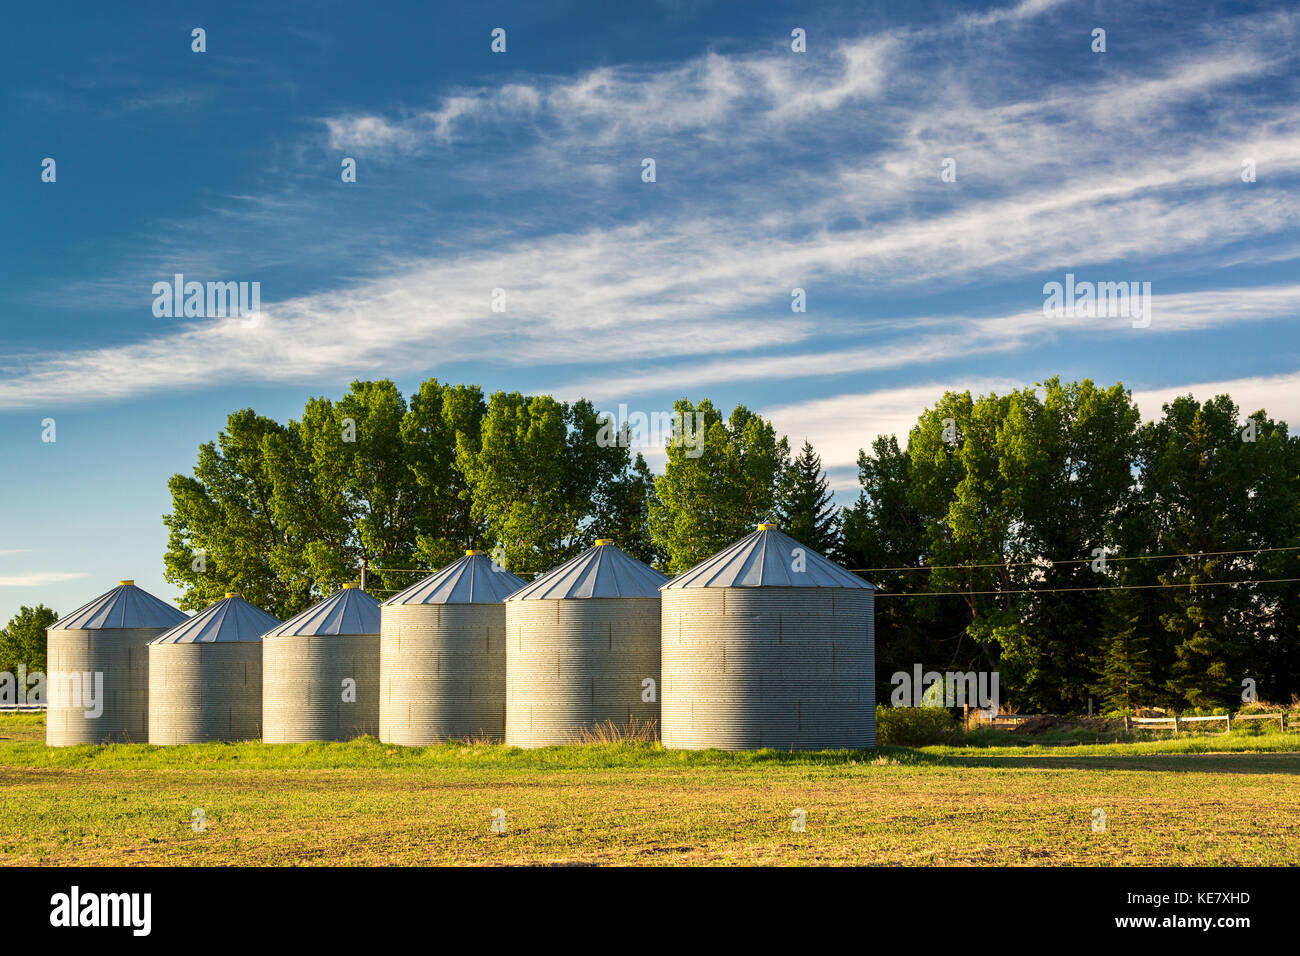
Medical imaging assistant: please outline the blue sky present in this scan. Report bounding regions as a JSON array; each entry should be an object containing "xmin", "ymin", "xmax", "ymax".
[{"xmin": 2, "ymin": 0, "xmax": 1299, "ymax": 623}]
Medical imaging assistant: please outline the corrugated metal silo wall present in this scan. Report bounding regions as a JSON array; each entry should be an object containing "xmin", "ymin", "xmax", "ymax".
[
  {"xmin": 505, "ymin": 597, "xmax": 660, "ymax": 748},
  {"xmin": 45, "ymin": 627, "xmax": 163, "ymax": 745},
  {"xmin": 379, "ymin": 604, "xmax": 506, "ymax": 744},
  {"xmin": 147, "ymin": 643, "xmax": 263, "ymax": 744},
  {"xmin": 262, "ymin": 634, "xmax": 380, "ymax": 742},
  {"xmin": 661, "ymin": 588, "xmax": 874, "ymax": 751}
]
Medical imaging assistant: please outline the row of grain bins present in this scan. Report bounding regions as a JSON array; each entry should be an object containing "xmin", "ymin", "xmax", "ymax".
[{"xmin": 45, "ymin": 526, "xmax": 874, "ymax": 750}]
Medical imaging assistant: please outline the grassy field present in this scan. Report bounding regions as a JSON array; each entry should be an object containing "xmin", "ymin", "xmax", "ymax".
[{"xmin": 2, "ymin": 713, "xmax": 1298, "ymax": 866}]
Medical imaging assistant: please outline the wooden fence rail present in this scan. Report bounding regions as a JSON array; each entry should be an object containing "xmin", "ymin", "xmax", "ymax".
[
  {"xmin": 967, "ymin": 710, "xmax": 1293, "ymax": 733},
  {"xmin": 1124, "ymin": 712, "xmax": 1289, "ymax": 732}
]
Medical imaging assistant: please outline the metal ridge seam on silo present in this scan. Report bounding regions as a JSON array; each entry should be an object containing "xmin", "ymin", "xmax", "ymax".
[
  {"xmin": 384, "ymin": 551, "xmax": 527, "ymax": 605},
  {"xmin": 661, "ymin": 525, "xmax": 873, "ymax": 589},
  {"xmin": 507, "ymin": 541, "xmax": 667, "ymax": 601}
]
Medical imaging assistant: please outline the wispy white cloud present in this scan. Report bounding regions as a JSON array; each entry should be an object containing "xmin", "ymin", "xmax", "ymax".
[
  {"xmin": 324, "ymin": 114, "xmax": 423, "ymax": 151},
  {"xmin": 562, "ymin": 284, "xmax": 1300, "ymax": 401},
  {"xmin": 4, "ymin": 1, "xmax": 1298, "ymax": 410},
  {"xmin": 1132, "ymin": 369, "xmax": 1300, "ymax": 425},
  {"xmin": 325, "ymin": 33, "xmax": 899, "ymax": 155},
  {"xmin": 0, "ymin": 571, "xmax": 89, "ymax": 588},
  {"xmin": 762, "ymin": 367, "xmax": 1300, "ymax": 494},
  {"xmin": 763, "ymin": 378, "xmax": 1023, "ymax": 490}
]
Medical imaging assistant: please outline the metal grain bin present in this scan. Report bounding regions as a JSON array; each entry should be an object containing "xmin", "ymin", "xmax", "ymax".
[
  {"xmin": 261, "ymin": 584, "xmax": 381, "ymax": 743},
  {"xmin": 45, "ymin": 580, "xmax": 188, "ymax": 746},
  {"xmin": 660, "ymin": 524, "xmax": 876, "ymax": 751},
  {"xmin": 505, "ymin": 540, "xmax": 667, "ymax": 748},
  {"xmin": 380, "ymin": 551, "xmax": 527, "ymax": 745},
  {"xmin": 147, "ymin": 593, "xmax": 280, "ymax": 745}
]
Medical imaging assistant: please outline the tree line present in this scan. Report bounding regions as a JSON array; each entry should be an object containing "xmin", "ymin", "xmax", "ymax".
[
  {"xmin": 837, "ymin": 378, "xmax": 1300, "ymax": 712},
  {"xmin": 0, "ymin": 605, "xmax": 54, "ymax": 677},
  {"xmin": 160, "ymin": 376, "xmax": 1299, "ymax": 713},
  {"xmin": 162, "ymin": 383, "xmax": 824, "ymax": 613}
]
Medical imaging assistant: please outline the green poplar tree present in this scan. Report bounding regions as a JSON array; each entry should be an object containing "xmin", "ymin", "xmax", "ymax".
[
  {"xmin": 456, "ymin": 393, "xmax": 633, "ymax": 575},
  {"xmin": 0, "ymin": 605, "xmax": 57, "ymax": 675},
  {"xmin": 163, "ymin": 408, "xmax": 312, "ymax": 617},
  {"xmin": 648, "ymin": 399, "xmax": 790, "ymax": 573}
]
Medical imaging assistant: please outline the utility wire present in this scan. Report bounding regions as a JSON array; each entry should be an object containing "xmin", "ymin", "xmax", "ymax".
[
  {"xmin": 360, "ymin": 578, "xmax": 1300, "ymax": 597},
  {"xmin": 374, "ymin": 545, "xmax": 1300, "ymax": 579},
  {"xmin": 874, "ymin": 577, "xmax": 1300, "ymax": 598},
  {"xmin": 363, "ymin": 552, "xmax": 1300, "ymax": 597},
  {"xmin": 851, "ymin": 544, "xmax": 1300, "ymax": 574},
  {"xmin": 368, "ymin": 564, "xmax": 504, "ymax": 574}
]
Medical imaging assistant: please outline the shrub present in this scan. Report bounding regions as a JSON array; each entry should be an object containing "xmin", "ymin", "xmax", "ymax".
[{"xmin": 876, "ymin": 704, "xmax": 959, "ymax": 747}]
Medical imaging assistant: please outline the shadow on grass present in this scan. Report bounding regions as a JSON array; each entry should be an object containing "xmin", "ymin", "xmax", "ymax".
[{"xmin": 928, "ymin": 751, "xmax": 1300, "ymax": 775}]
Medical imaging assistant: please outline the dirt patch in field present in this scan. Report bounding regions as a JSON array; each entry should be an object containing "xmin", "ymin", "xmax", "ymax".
[{"xmin": 1010, "ymin": 715, "xmax": 1129, "ymax": 735}]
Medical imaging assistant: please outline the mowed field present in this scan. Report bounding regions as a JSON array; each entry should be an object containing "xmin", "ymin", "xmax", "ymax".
[{"xmin": 1, "ymin": 714, "xmax": 1298, "ymax": 866}]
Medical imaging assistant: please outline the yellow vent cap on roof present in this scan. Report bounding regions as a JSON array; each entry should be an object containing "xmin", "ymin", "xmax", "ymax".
[
  {"xmin": 466, "ymin": 549, "xmax": 482, "ymax": 556},
  {"xmin": 119, "ymin": 579, "xmax": 134, "ymax": 586},
  {"xmin": 757, "ymin": 523, "xmax": 778, "ymax": 531},
  {"xmin": 594, "ymin": 538, "xmax": 614, "ymax": 546}
]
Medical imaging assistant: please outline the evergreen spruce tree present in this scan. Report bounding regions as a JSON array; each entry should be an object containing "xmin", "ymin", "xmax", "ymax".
[
  {"xmin": 1096, "ymin": 619, "xmax": 1157, "ymax": 711},
  {"xmin": 777, "ymin": 440, "xmax": 839, "ymax": 555}
]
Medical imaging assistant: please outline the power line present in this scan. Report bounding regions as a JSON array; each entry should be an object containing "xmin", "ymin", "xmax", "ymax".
[
  {"xmin": 874, "ymin": 577, "xmax": 1300, "ymax": 598},
  {"xmin": 373, "ymin": 544, "xmax": 1300, "ymax": 579},
  {"xmin": 361, "ymin": 577, "xmax": 1299, "ymax": 597},
  {"xmin": 851, "ymin": 544, "xmax": 1300, "ymax": 574},
  {"xmin": 369, "ymin": 564, "xmax": 507, "ymax": 574},
  {"xmin": 361, "ymin": 550, "xmax": 1300, "ymax": 597}
]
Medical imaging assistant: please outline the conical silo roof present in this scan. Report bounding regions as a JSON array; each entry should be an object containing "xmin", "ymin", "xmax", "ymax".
[
  {"xmin": 52, "ymin": 580, "xmax": 188, "ymax": 630},
  {"xmin": 662, "ymin": 524, "xmax": 874, "ymax": 589},
  {"xmin": 383, "ymin": 551, "xmax": 527, "ymax": 605},
  {"xmin": 507, "ymin": 540, "xmax": 667, "ymax": 601},
  {"xmin": 150, "ymin": 594, "xmax": 280, "ymax": 644},
  {"xmin": 261, "ymin": 584, "xmax": 381, "ymax": 637}
]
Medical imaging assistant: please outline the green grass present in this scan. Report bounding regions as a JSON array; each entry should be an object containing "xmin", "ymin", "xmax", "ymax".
[
  {"xmin": 0, "ymin": 713, "xmax": 47, "ymax": 744},
  {"xmin": 931, "ymin": 725, "xmax": 1300, "ymax": 758},
  {"xmin": 2, "ymin": 713, "xmax": 1298, "ymax": 866}
]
